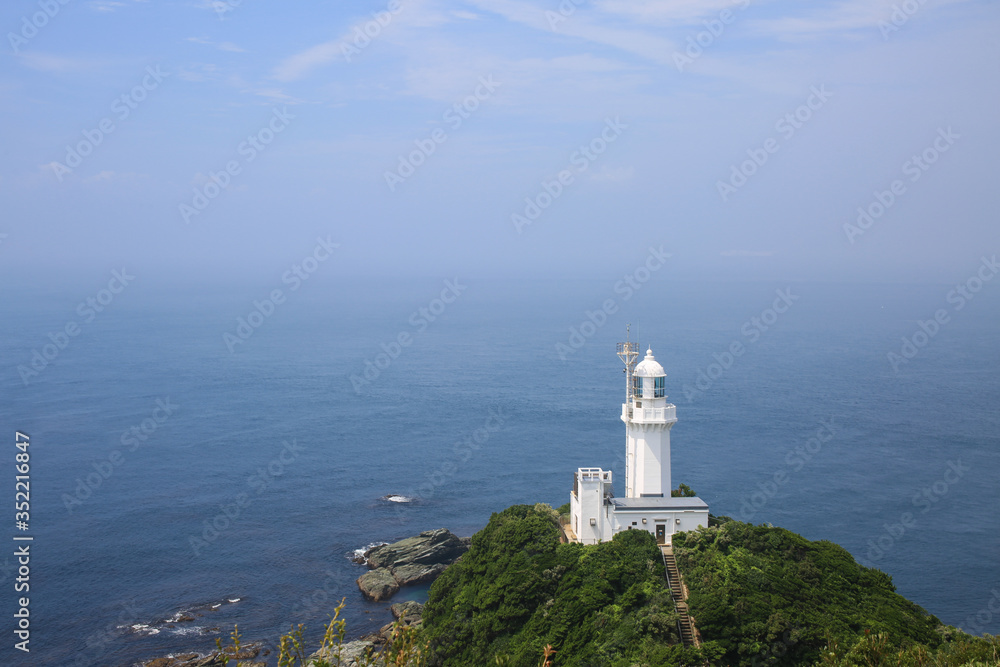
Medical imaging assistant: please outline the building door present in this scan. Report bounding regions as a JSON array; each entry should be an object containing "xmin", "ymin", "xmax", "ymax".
[{"xmin": 655, "ymin": 525, "xmax": 666, "ymax": 544}]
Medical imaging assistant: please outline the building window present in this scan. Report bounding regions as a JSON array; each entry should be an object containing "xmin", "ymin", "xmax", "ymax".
[
  {"xmin": 632, "ymin": 375, "xmax": 642, "ymax": 398},
  {"xmin": 654, "ymin": 376, "xmax": 665, "ymax": 398},
  {"xmin": 631, "ymin": 521, "xmax": 637, "ymax": 526}
]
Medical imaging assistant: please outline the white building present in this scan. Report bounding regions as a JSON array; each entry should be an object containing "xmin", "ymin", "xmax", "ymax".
[{"xmin": 569, "ymin": 343, "xmax": 709, "ymax": 545}]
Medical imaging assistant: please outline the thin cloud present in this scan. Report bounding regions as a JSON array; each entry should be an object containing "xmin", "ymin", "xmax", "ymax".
[
  {"xmin": 594, "ymin": 0, "xmax": 755, "ymax": 25},
  {"xmin": 273, "ymin": 40, "xmax": 345, "ymax": 82},
  {"xmin": 185, "ymin": 36, "xmax": 247, "ymax": 52},
  {"xmin": 465, "ymin": 0, "xmax": 677, "ymax": 64},
  {"xmin": 17, "ymin": 53, "xmax": 107, "ymax": 73},
  {"xmin": 271, "ymin": 0, "xmax": 482, "ymax": 82},
  {"xmin": 88, "ymin": 0, "xmax": 148, "ymax": 12},
  {"xmin": 750, "ymin": 0, "xmax": 973, "ymax": 40},
  {"xmin": 244, "ymin": 87, "xmax": 307, "ymax": 105}
]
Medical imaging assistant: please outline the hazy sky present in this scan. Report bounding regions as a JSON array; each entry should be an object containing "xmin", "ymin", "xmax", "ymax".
[{"xmin": 1, "ymin": 0, "xmax": 997, "ymax": 284}]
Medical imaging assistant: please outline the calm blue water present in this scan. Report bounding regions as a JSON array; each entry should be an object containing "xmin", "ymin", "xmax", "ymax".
[{"xmin": 1, "ymin": 276, "xmax": 998, "ymax": 666}]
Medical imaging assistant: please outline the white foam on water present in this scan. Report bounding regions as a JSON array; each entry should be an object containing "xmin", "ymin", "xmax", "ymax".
[{"xmin": 350, "ymin": 541, "xmax": 388, "ymax": 562}]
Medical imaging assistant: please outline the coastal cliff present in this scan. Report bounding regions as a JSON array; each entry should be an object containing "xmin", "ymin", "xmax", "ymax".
[
  {"xmin": 144, "ymin": 505, "xmax": 999, "ymax": 666},
  {"xmin": 416, "ymin": 505, "xmax": 998, "ymax": 666}
]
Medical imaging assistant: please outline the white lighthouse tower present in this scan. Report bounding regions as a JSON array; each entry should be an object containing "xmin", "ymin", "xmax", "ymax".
[
  {"xmin": 621, "ymin": 346, "xmax": 677, "ymax": 498},
  {"xmin": 569, "ymin": 337, "xmax": 708, "ymax": 546}
]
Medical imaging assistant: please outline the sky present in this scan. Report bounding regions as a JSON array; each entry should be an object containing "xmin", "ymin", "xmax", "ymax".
[{"xmin": 0, "ymin": 0, "xmax": 998, "ymax": 285}]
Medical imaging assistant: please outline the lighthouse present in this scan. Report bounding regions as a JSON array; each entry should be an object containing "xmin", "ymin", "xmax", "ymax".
[
  {"xmin": 569, "ymin": 339, "xmax": 709, "ymax": 546},
  {"xmin": 621, "ymin": 345, "xmax": 677, "ymax": 499}
]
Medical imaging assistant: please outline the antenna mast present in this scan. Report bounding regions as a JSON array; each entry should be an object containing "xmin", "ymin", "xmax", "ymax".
[{"xmin": 617, "ymin": 324, "xmax": 640, "ymax": 409}]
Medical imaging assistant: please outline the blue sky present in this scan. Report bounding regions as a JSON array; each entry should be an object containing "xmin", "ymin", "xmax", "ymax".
[{"xmin": 1, "ymin": 0, "xmax": 997, "ymax": 284}]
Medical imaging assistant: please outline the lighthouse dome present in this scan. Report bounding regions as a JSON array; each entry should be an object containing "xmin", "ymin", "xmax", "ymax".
[{"xmin": 633, "ymin": 349, "xmax": 665, "ymax": 377}]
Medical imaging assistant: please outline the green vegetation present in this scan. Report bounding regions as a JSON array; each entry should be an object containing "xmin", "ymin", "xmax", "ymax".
[
  {"xmin": 421, "ymin": 503, "xmax": 713, "ymax": 666},
  {"xmin": 671, "ymin": 484, "xmax": 698, "ymax": 498},
  {"xmin": 818, "ymin": 628, "xmax": 1000, "ymax": 666},
  {"xmin": 214, "ymin": 506, "xmax": 998, "ymax": 666},
  {"xmin": 673, "ymin": 520, "xmax": 1000, "ymax": 666},
  {"xmin": 215, "ymin": 600, "xmax": 428, "ymax": 667}
]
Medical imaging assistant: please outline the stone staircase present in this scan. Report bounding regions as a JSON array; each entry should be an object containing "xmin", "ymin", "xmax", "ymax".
[{"xmin": 661, "ymin": 546, "xmax": 698, "ymax": 647}]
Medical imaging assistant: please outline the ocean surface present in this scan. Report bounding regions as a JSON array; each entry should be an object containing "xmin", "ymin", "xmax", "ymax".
[{"xmin": 1, "ymin": 276, "xmax": 998, "ymax": 666}]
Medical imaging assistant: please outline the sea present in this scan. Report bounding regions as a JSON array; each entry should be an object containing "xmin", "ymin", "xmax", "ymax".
[{"xmin": 1, "ymin": 275, "xmax": 998, "ymax": 666}]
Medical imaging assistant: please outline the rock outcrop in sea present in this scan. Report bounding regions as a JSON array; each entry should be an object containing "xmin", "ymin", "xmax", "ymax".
[
  {"xmin": 356, "ymin": 529, "xmax": 469, "ymax": 602},
  {"xmin": 140, "ymin": 641, "xmax": 266, "ymax": 666},
  {"xmin": 304, "ymin": 602, "xmax": 426, "ymax": 667},
  {"xmin": 143, "ymin": 531, "xmax": 462, "ymax": 666}
]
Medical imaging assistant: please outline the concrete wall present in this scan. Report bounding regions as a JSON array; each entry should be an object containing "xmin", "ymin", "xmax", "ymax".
[
  {"xmin": 611, "ymin": 509, "xmax": 709, "ymax": 544},
  {"xmin": 576, "ymin": 475, "xmax": 607, "ymax": 545}
]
